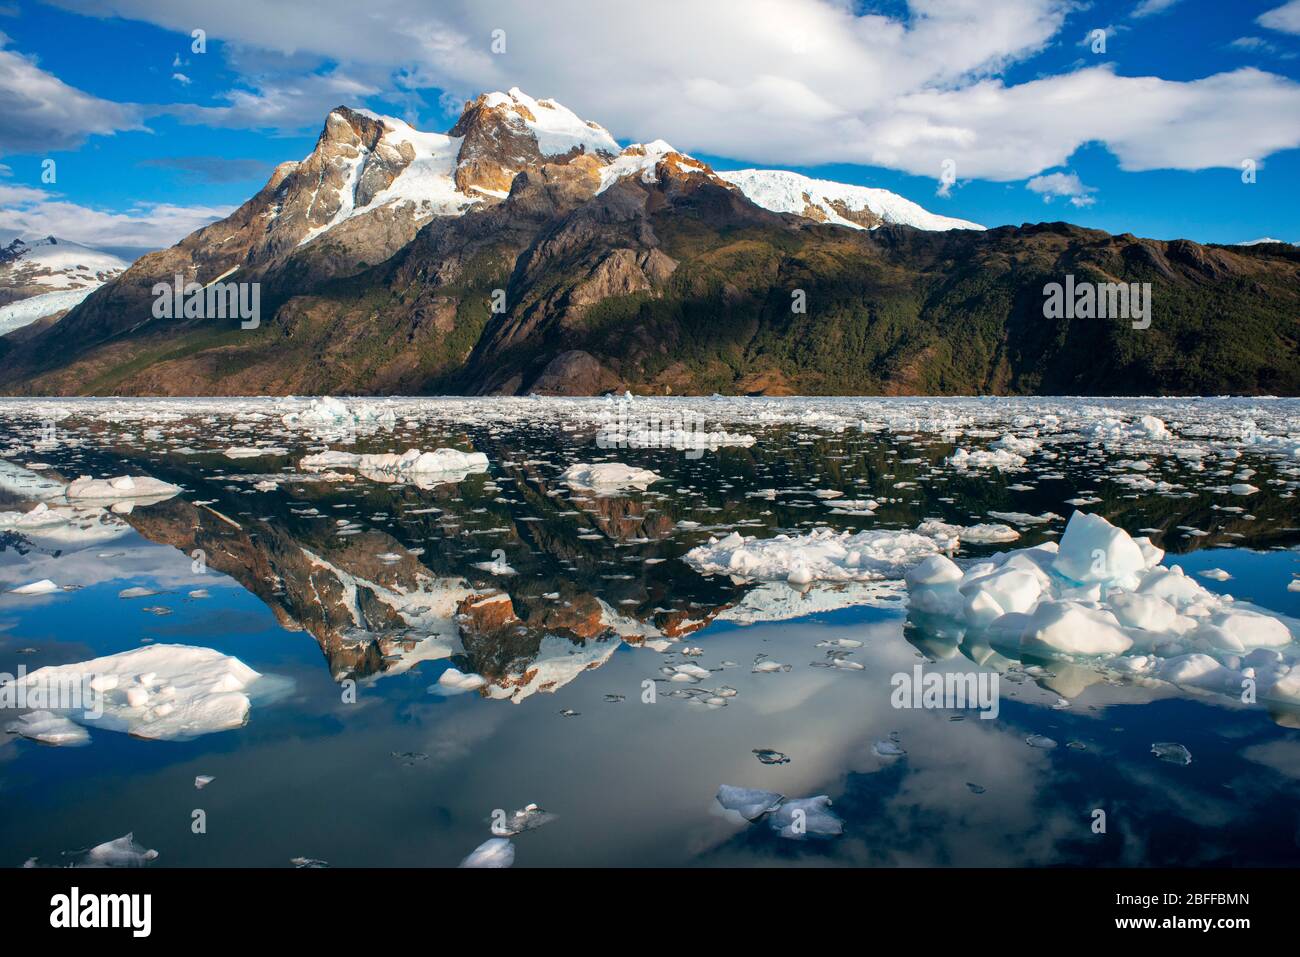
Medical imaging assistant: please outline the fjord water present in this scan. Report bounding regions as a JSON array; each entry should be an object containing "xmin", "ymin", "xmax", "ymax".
[{"xmin": 0, "ymin": 396, "xmax": 1298, "ymax": 867}]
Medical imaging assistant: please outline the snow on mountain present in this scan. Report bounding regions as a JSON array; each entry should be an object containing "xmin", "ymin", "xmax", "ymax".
[
  {"xmin": 0, "ymin": 236, "xmax": 127, "ymax": 290},
  {"xmin": 481, "ymin": 87, "xmax": 619, "ymax": 158},
  {"xmin": 294, "ymin": 112, "xmax": 472, "ymax": 247},
  {"xmin": 0, "ymin": 236, "xmax": 127, "ymax": 335},
  {"xmin": 1237, "ymin": 237, "xmax": 1293, "ymax": 246},
  {"xmin": 718, "ymin": 169, "xmax": 985, "ymax": 232}
]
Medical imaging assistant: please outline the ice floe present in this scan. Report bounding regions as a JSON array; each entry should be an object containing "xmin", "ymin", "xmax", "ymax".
[
  {"xmin": 684, "ymin": 524, "xmax": 959, "ymax": 584},
  {"xmin": 300, "ymin": 447, "xmax": 488, "ymax": 478},
  {"xmin": 714, "ymin": 785, "xmax": 844, "ymax": 839},
  {"xmin": 559, "ymin": 462, "xmax": 662, "ymax": 490},
  {"xmin": 459, "ymin": 837, "xmax": 514, "ymax": 868},
  {"xmin": 904, "ymin": 510, "xmax": 1300, "ymax": 711},
  {"xmin": 65, "ymin": 474, "xmax": 182, "ymax": 503},
  {"xmin": 5, "ymin": 709, "xmax": 90, "ymax": 745},
  {"xmin": 7, "ymin": 644, "xmax": 270, "ymax": 741}
]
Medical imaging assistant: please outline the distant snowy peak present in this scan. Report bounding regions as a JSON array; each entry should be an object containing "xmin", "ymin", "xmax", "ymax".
[
  {"xmin": 477, "ymin": 87, "xmax": 619, "ymax": 159},
  {"xmin": 719, "ymin": 169, "xmax": 985, "ymax": 232},
  {"xmin": 289, "ymin": 90, "xmax": 621, "ymax": 247},
  {"xmin": 0, "ymin": 236, "xmax": 128, "ymax": 336},
  {"xmin": 1237, "ymin": 237, "xmax": 1293, "ymax": 246},
  {"xmin": 0, "ymin": 236, "xmax": 128, "ymax": 291}
]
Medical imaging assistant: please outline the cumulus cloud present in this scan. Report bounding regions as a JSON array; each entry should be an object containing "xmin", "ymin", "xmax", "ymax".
[
  {"xmin": 0, "ymin": 31, "xmax": 143, "ymax": 154},
  {"xmin": 1258, "ymin": 0, "xmax": 1300, "ymax": 34},
  {"xmin": 38, "ymin": 0, "xmax": 1300, "ymax": 186},
  {"xmin": 1026, "ymin": 171, "xmax": 1098, "ymax": 207},
  {"xmin": 0, "ymin": 185, "xmax": 232, "ymax": 249},
  {"xmin": 1131, "ymin": 0, "xmax": 1183, "ymax": 18}
]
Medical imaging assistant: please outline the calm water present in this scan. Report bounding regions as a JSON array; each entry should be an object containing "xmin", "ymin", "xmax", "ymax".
[{"xmin": 0, "ymin": 396, "xmax": 1297, "ymax": 867}]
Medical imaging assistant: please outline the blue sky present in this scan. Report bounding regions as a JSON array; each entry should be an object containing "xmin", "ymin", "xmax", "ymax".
[{"xmin": 1, "ymin": 0, "xmax": 1298, "ymax": 256}]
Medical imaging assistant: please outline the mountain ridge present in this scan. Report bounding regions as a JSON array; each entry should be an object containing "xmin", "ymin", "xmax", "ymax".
[{"xmin": 0, "ymin": 91, "xmax": 1296, "ymax": 397}]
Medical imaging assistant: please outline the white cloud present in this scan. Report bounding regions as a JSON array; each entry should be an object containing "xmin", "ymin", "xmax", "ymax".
[
  {"xmin": 1026, "ymin": 171, "xmax": 1097, "ymax": 207},
  {"xmin": 0, "ymin": 32, "xmax": 143, "ymax": 154},
  {"xmin": 39, "ymin": 0, "xmax": 1300, "ymax": 186},
  {"xmin": 1131, "ymin": 0, "xmax": 1183, "ymax": 18},
  {"xmin": 0, "ymin": 185, "xmax": 233, "ymax": 249},
  {"xmin": 1258, "ymin": 0, "xmax": 1300, "ymax": 34},
  {"xmin": 172, "ymin": 72, "xmax": 191, "ymax": 85}
]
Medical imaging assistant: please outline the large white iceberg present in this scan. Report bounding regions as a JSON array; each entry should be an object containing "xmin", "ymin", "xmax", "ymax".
[
  {"xmin": 6, "ymin": 644, "xmax": 266, "ymax": 741},
  {"xmin": 65, "ymin": 474, "xmax": 182, "ymax": 503},
  {"xmin": 904, "ymin": 511, "xmax": 1300, "ymax": 706}
]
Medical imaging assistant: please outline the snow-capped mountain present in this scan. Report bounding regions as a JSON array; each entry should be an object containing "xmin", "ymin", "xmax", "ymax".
[
  {"xmin": 232, "ymin": 89, "xmax": 977, "ymax": 261},
  {"xmin": 10, "ymin": 86, "xmax": 1289, "ymax": 399},
  {"xmin": 718, "ymin": 169, "xmax": 984, "ymax": 232},
  {"xmin": 0, "ymin": 236, "xmax": 128, "ymax": 336}
]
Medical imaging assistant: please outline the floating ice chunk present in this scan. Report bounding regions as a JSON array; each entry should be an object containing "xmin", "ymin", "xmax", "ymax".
[
  {"xmin": 6, "ymin": 710, "xmax": 90, "ymax": 745},
  {"xmin": 10, "ymin": 579, "xmax": 59, "ymax": 595},
  {"xmin": 715, "ymin": 784, "xmax": 784, "ymax": 822},
  {"xmin": 1229, "ymin": 484, "xmax": 1258, "ymax": 496},
  {"xmin": 224, "ymin": 446, "xmax": 287, "ymax": 458},
  {"xmin": 459, "ymin": 837, "xmax": 514, "ymax": 868},
  {"xmin": 559, "ymin": 463, "xmax": 662, "ymax": 490},
  {"xmin": 14, "ymin": 644, "xmax": 264, "ymax": 740},
  {"xmin": 960, "ymin": 523, "xmax": 1020, "ymax": 543},
  {"xmin": 684, "ymin": 524, "xmax": 955, "ymax": 583},
  {"xmin": 194, "ymin": 775, "xmax": 214, "ymax": 789},
  {"xmin": 494, "ymin": 803, "xmax": 556, "ymax": 835},
  {"xmin": 82, "ymin": 833, "xmax": 158, "ymax": 867},
  {"xmin": 1025, "ymin": 734, "xmax": 1058, "ymax": 749},
  {"xmin": 767, "ymin": 795, "xmax": 844, "ymax": 839},
  {"xmin": 988, "ymin": 510, "xmax": 1061, "ymax": 526},
  {"xmin": 435, "ymin": 667, "xmax": 487, "ymax": 693},
  {"xmin": 1052, "ymin": 511, "xmax": 1146, "ymax": 587},
  {"xmin": 873, "ymin": 739, "xmax": 906, "ymax": 757},
  {"xmin": 946, "ymin": 448, "xmax": 1026, "ymax": 471},
  {"xmin": 301, "ymin": 447, "xmax": 488, "ymax": 477},
  {"xmin": 1151, "ymin": 742, "xmax": 1192, "ymax": 765},
  {"xmin": 753, "ymin": 748, "xmax": 790, "ymax": 765},
  {"xmin": 1199, "ymin": 568, "xmax": 1232, "ymax": 581},
  {"xmin": 118, "ymin": 586, "xmax": 158, "ymax": 599},
  {"xmin": 65, "ymin": 474, "xmax": 181, "ymax": 502},
  {"xmin": 1137, "ymin": 415, "xmax": 1172, "ymax": 440}
]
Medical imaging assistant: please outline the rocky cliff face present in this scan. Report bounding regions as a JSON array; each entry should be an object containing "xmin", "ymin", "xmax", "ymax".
[{"xmin": 1, "ymin": 90, "xmax": 1297, "ymax": 397}]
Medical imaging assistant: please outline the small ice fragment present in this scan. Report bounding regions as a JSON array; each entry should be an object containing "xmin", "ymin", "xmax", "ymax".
[
  {"xmin": 715, "ymin": 785, "xmax": 784, "ymax": 822},
  {"xmin": 10, "ymin": 579, "xmax": 59, "ymax": 595},
  {"xmin": 873, "ymin": 740, "xmax": 906, "ymax": 757},
  {"xmin": 1198, "ymin": 568, "xmax": 1232, "ymax": 581},
  {"xmin": 1151, "ymin": 742, "xmax": 1192, "ymax": 765},
  {"xmin": 118, "ymin": 586, "xmax": 158, "ymax": 599},
  {"xmin": 494, "ymin": 803, "xmax": 556, "ymax": 835},
  {"xmin": 767, "ymin": 795, "xmax": 844, "ymax": 839},
  {"xmin": 753, "ymin": 748, "xmax": 790, "ymax": 765},
  {"xmin": 291, "ymin": 857, "xmax": 329, "ymax": 868},
  {"xmin": 966, "ymin": 782, "xmax": 986, "ymax": 794},
  {"xmin": 460, "ymin": 837, "xmax": 514, "ymax": 868},
  {"xmin": 1025, "ymin": 734, "xmax": 1058, "ymax": 749},
  {"xmin": 83, "ymin": 833, "xmax": 158, "ymax": 867},
  {"xmin": 194, "ymin": 775, "xmax": 214, "ymax": 789},
  {"xmin": 5, "ymin": 710, "xmax": 90, "ymax": 746},
  {"xmin": 435, "ymin": 667, "xmax": 486, "ymax": 693}
]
